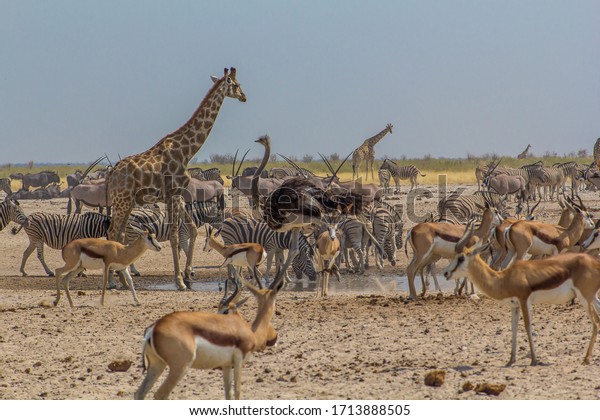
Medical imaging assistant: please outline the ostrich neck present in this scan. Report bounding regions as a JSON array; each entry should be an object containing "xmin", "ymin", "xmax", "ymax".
[{"xmin": 251, "ymin": 142, "xmax": 271, "ymax": 209}]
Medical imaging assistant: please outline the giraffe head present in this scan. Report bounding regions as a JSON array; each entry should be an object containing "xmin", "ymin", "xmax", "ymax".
[
  {"xmin": 211, "ymin": 67, "xmax": 246, "ymax": 103},
  {"xmin": 386, "ymin": 123, "xmax": 393, "ymax": 133}
]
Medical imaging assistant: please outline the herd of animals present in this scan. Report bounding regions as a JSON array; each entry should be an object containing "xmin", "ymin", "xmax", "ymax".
[{"xmin": 2, "ymin": 67, "xmax": 600, "ymax": 400}]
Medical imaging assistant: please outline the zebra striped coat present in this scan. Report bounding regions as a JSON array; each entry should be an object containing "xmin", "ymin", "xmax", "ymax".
[
  {"xmin": 437, "ymin": 191, "xmax": 506, "ymax": 223},
  {"xmin": 269, "ymin": 167, "xmax": 315, "ymax": 179},
  {"xmin": 371, "ymin": 201, "xmax": 404, "ymax": 266},
  {"xmin": 337, "ymin": 216, "xmax": 384, "ymax": 273},
  {"xmin": 189, "ymin": 167, "xmax": 224, "ymax": 185},
  {"xmin": 126, "ymin": 202, "xmax": 222, "ymax": 276},
  {"xmin": 219, "ymin": 215, "xmax": 316, "ymax": 282},
  {"xmin": 380, "ymin": 160, "xmax": 425, "ymax": 192},
  {"xmin": 17, "ymin": 212, "xmax": 110, "ymax": 277},
  {"xmin": 378, "ymin": 168, "xmax": 391, "ymax": 194}
]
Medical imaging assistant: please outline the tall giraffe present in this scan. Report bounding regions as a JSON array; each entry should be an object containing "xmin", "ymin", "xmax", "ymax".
[
  {"xmin": 352, "ymin": 123, "xmax": 393, "ymax": 181},
  {"xmin": 107, "ymin": 67, "xmax": 246, "ymax": 290},
  {"xmin": 517, "ymin": 144, "xmax": 532, "ymax": 159}
]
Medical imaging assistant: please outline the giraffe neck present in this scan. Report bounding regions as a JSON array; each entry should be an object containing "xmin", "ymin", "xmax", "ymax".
[
  {"xmin": 364, "ymin": 126, "xmax": 391, "ymax": 148},
  {"xmin": 150, "ymin": 78, "xmax": 227, "ymax": 165}
]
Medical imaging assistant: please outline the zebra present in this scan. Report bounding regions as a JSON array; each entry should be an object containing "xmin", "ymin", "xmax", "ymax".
[
  {"xmin": 1, "ymin": 178, "xmax": 13, "ymax": 196},
  {"xmin": 370, "ymin": 202, "xmax": 403, "ymax": 266},
  {"xmin": 378, "ymin": 168, "xmax": 391, "ymax": 194},
  {"xmin": 219, "ymin": 215, "xmax": 317, "ymax": 282},
  {"xmin": 337, "ymin": 216, "xmax": 384, "ymax": 273},
  {"xmin": 437, "ymin": 190, "xmax": 506, "ymax": 223},
  {"xmin": 379, "ymin": 159, "xmax": 426, "ymax": 193},
  {"xmin": 269, "ymin": 167, "xmax": 315, "ymax": 179},
  {"xmin": 529, "ymin": 167, "xmax": 565, "ymax": 200},
  {"xmin": 189, "ymin": 167, "xmax": 224, "ymax": 185},
  {"xmin": 0, "ymin": 198, "xmax": 28, "ymax": 231},
  {"xmin": 15, "ymin": 212, "xmax": 110, "ymax": 277},
  {"xmin": 126, "ymin": 201, "xmax": 223, "ymax": 277}
]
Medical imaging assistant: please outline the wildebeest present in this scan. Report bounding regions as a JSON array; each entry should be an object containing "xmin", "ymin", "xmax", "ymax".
[
  {"xmin": 9, "ymin": 184, "xmax": 63, "ymax": 200},
  {"xmin": 10, "ymin": 171, "xmax": 60, "ymax": 190}
]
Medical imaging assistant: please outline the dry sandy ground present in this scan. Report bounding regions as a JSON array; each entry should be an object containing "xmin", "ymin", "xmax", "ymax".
[{"xmin": 1, "ymin": 187, "xmax": 600, "ymax": 400}]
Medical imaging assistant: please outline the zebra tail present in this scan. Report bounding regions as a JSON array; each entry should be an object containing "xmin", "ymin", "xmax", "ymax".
[{"xmin": 418, "ymin": 169, "xmax": 426, "ymax": 177}]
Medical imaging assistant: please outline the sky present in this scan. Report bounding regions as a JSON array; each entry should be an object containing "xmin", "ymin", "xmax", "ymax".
[{"xmin": 1, "ymin": 0, "xmax": 599, "ymax": 165}]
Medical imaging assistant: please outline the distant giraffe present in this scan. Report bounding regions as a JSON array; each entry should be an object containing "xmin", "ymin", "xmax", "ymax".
[
  {"xmin": 107, "ymin": 67, "xmax": 246, "ymax": 290},
  {"xmin": 517, "ymin": 144, "xmax": 532, "ymax": 159},
  {"xmin": 593, "ymin": 138, "xmax": 600, "ymax": 169},
  {"xmin": 352, "ymin": 123, "xmax": 393, "ymax": 181}
]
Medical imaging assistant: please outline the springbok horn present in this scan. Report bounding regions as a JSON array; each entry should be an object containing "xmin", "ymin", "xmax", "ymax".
[
  {"xmin": 529, "ymin": 197, "xmax": 542, "ymax": 214},
  {"xmin": 575, "ymin": 194, "xmax": 587, "ymax": 211},
  {"xmin": 455, "ymin": 219, "xmax": 476, "ymax": 254},
  {"xmin": 218, "ymin": 277, "xmax": 242, "ymax": 314}
]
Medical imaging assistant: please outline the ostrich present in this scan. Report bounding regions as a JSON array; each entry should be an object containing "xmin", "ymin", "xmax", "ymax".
[{"xmin": 262, "ymin": 164, "xmax": 362, "ymax": 284}]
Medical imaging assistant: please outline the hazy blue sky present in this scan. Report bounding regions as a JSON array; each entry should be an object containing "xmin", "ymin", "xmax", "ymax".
[{"xmin": 1, "ymin": 0, "xmax": 599, "ymax": 164}]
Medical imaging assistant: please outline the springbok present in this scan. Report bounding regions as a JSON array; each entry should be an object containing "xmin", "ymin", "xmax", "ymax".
[
  {"xmin": 315, "ymin": 220, "xmax": 342, "ymax": 297},
  {"xmin": 501, "ymin": 196, "xmax": 594, "ymax": 268},
  {"xmin": 53, "ymin": 228, "xmax": 162, "ymax": 307},
  {"xmin": 134, "ymin": 277, "xmax": 281, "ymax": 400},
  {"xmin": 405, "ymin": 204, "xmax": 502, "ymax": 299},
  {"xmin": 444, "ymin": 223, "xmax": 600, "ymax": 366},
  {"xmin": 203, "ymin": 225, "xmax": 267, "ymax": 287}
]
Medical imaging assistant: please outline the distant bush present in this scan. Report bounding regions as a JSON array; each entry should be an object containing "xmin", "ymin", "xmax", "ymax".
[
  {"xmin": 302, "ymin": 154, "xmax": 314, "ymax": 163},
  {"xmin": 578, "ymin": 149, "xmax": 588, "ymax": 158},
  {"xmin": 209, "ymin": 153, "xmax": 234, "ymax": 164}
]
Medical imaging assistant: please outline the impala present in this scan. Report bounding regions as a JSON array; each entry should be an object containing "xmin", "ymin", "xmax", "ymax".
[{"xmin": 444, "ymin": 223, "xmax": 600, "ymax": 366}]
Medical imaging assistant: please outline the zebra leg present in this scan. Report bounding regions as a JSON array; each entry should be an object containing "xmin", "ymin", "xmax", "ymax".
[
  {"xmin": 36, "ymin": 244, "xmax": 54, "ymax": 277},
  {"xmin": 166, "ymin": 196, "xmax": 187, "ymax": 291},
  {"xmin": 273, "ymin": 229, "xmax": 300, "ymax": 286},
  {"xmin": 181, "ymin": 205, "xmax": 197, "ymax": 288},
  {"xmin": 20, "ymin": 240, "xmax": 37, "ymax": 276}
]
